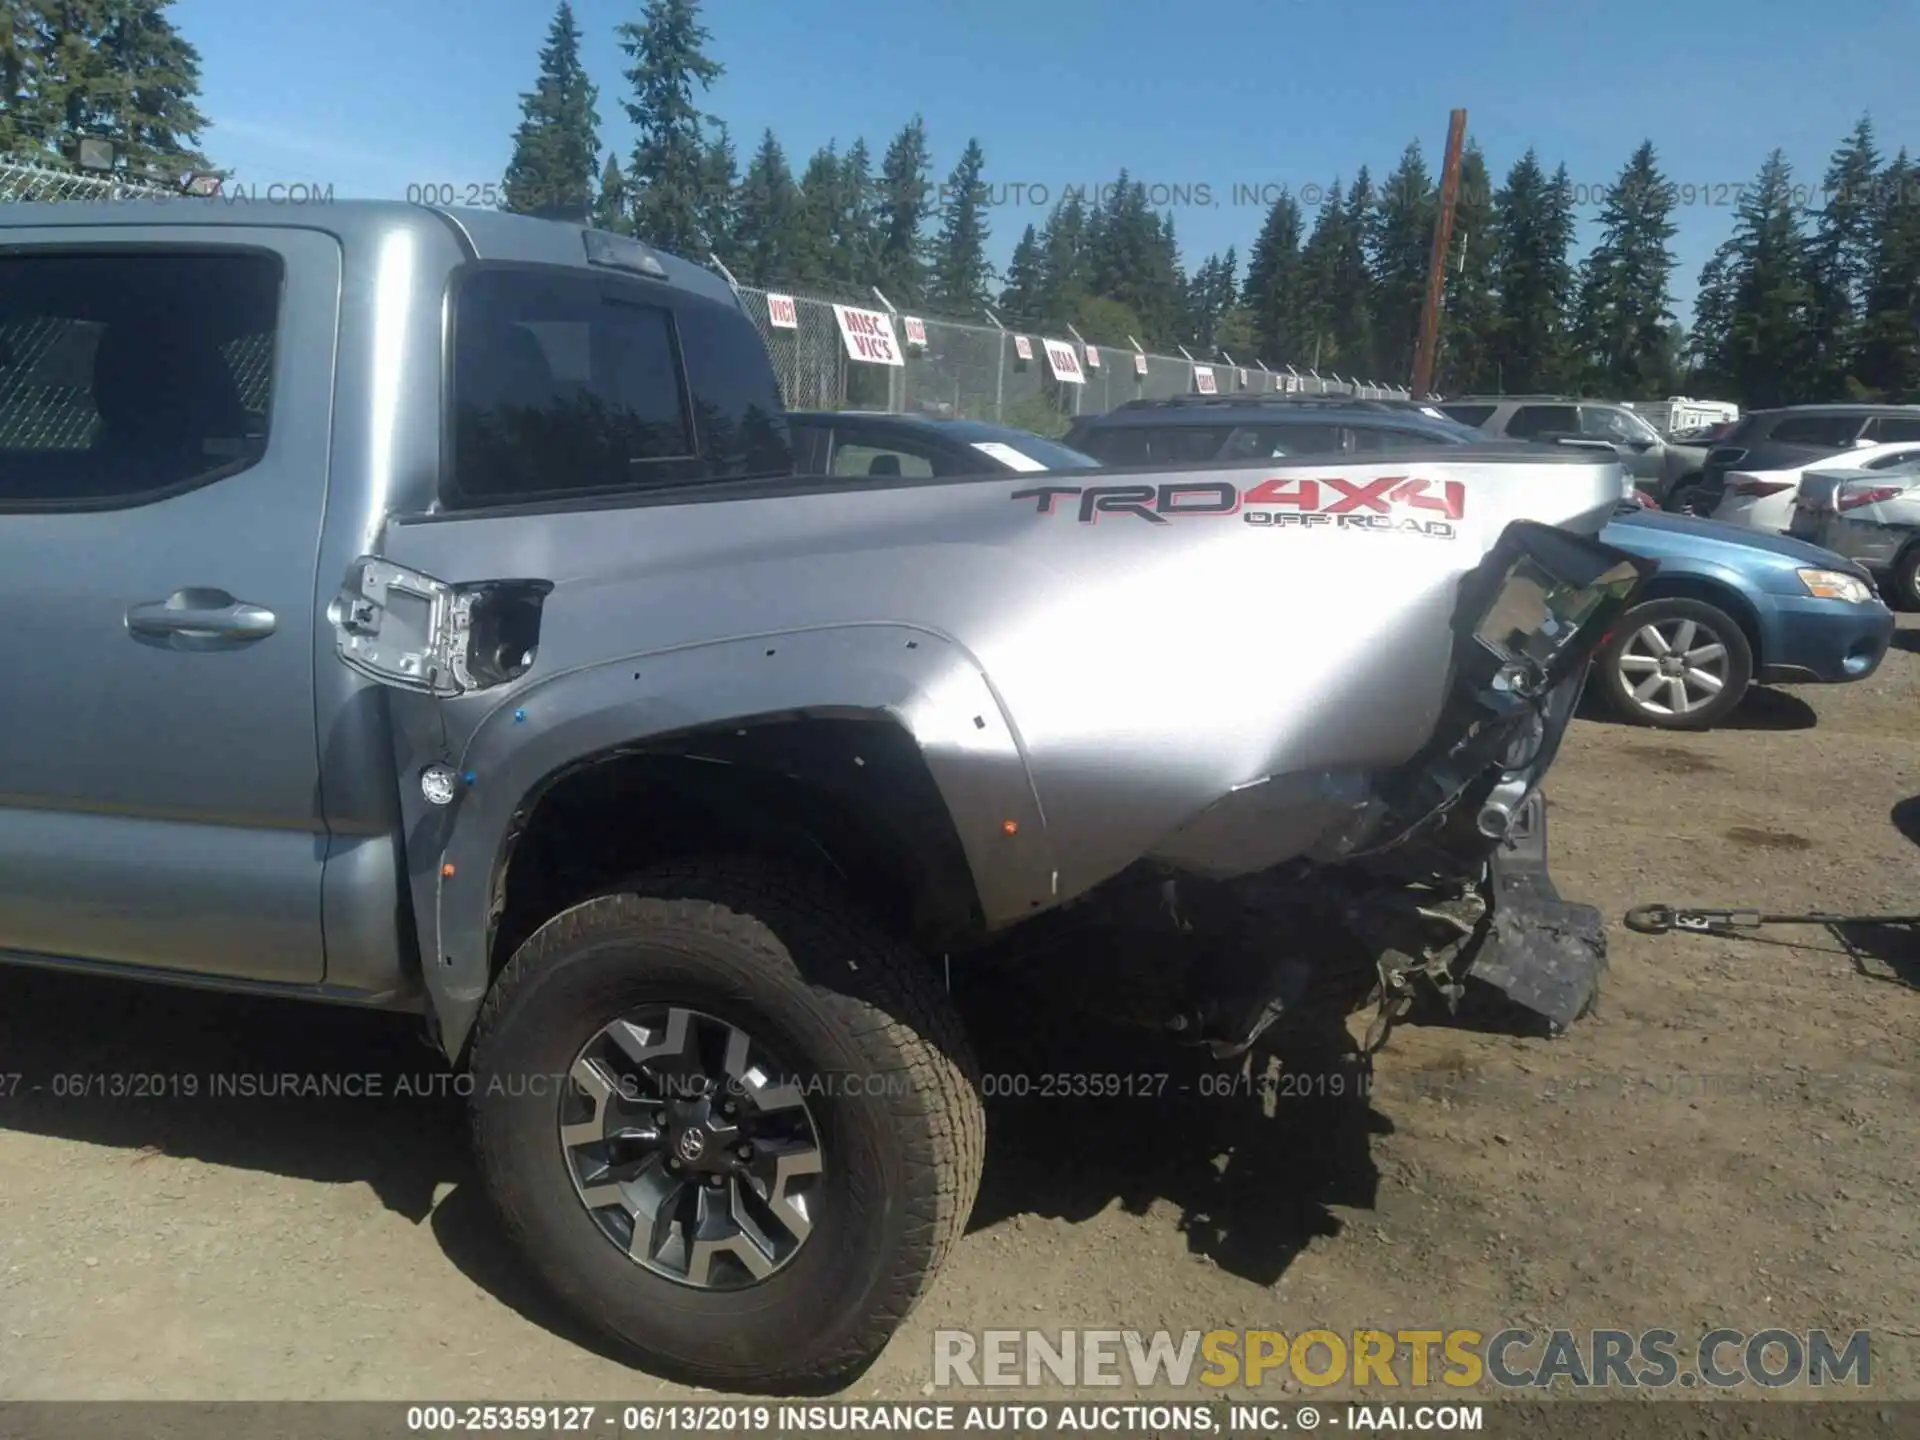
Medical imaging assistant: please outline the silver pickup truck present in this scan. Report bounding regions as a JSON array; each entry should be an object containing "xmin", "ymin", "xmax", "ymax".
[{"xmin": 0, "ymin": 200, "xmax": 1647, "ymax": 1390}]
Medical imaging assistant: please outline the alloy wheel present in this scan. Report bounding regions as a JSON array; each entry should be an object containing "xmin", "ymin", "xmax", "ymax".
[
  {"xmin": 559, "ymin": 1005, "xmax": 824, "ymax": 1290},
  {"xmin": 1615, "ymin": 617, "xmax": 1730, "ymax": 718}
]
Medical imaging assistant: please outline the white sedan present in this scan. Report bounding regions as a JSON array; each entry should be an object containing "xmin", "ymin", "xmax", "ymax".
[{"xmin": 1714, "ymin": 440, "xmax": 1920, "ymax": 533}]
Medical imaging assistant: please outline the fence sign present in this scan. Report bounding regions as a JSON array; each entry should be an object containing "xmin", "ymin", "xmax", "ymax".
[
  {"xmin": 1014, "ymin": 334, "xmax": 1034, "ymax": 362},
  {"xmin": 767, "ymin": 293, "xmax": 799, "ymax": 330},
  {"xmin": 1193, "ymin": 365, "xmax": 1217, "ymax": 394},
  {"xmin": 1043, "ymin": 339, "xmax": 1085, "ymax": 384},
  {"xmin": 1133, "ymin": 351, "xmax": 1148, "ymax": 377},
  {"xmin": 904, "ymin": 316, "xmax": 928, "ymax": 347},
  {"xmin": 1085, "ymin": 345, "xmax": 1100, "ymax": 368},
  {"xmin": 832, "ymin": 304, "xmax": 903, "ymax": 366}
]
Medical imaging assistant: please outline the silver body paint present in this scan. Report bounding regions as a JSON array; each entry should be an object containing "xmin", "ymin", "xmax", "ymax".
[{"xmin": 0, "ymin": 201, "xmax": 1623, "ymax": 1056}]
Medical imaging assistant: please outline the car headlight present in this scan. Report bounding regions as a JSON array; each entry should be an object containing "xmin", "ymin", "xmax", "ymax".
[{"xmin": 1797, "ymin": 568, "xmax": 1873, "ymax": 603}]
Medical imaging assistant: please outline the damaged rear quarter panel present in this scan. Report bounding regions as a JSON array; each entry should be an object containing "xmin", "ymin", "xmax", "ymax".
[{"xmin": 363, "ymin": 454, "xmax": 1621, "ymax": 1051}]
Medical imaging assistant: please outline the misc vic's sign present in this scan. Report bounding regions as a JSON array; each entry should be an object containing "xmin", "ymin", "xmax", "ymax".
[
  {"xmin": 832, "ymin": 304, "xmax": 904, "ymax": 366},
  {"xmin": 1011, "ymin": 476, "xmax": 1466, "ymax": 538}
]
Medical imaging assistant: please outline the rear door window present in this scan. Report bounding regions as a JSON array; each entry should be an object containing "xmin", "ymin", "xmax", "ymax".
[
  {"xmin": 1438, "ymin": 403, "xmax": 1496, "ymax": 427},
  {"xmin": 1227, "ymin": 424, "xmax": 1344, "ymax": 458},
  {"xmin": 1580, "ymin": 406, "xmax": 1656, "ymax": 443},
  {"xmin": 828, "ymin": 440, "xmax": 938, "ymax": 479},
  {"xmin": 1769, "ymin": 414, "xmax": 1867, "ymax": 447},
  {"xmin": 1506, "ymin": 405, "xmax": 1579, "ymax": 438},
  {"xmin": 1075, "ymin": 425, "xmax": 1233, "ymax": 465},
  {"xmin": 1349, "ymin": 425, "xmax": 1451, "ymax": 451},
  {"xmin": 1862, "ymin": 416, "xmax": 1920, "ymax": 443},
  {"xmin": 0, "ymin": 249, "xmax": 281, "ymax": 507}
]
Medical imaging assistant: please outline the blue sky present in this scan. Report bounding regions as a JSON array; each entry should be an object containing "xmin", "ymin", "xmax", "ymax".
[{"xmin": 176, "ymin": 0, "xmax": 1920, "ymax": 323}]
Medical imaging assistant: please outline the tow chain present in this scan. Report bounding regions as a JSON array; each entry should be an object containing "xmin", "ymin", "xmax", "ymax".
[{"xmin": 1625, "ymin": 904, "xmax": 1920, "ymax": 935}]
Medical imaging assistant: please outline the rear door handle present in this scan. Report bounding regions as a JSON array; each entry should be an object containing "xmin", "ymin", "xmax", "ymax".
[{"xmin": 126, "ymin": 588, "xmax": 277, "ymax": 643}]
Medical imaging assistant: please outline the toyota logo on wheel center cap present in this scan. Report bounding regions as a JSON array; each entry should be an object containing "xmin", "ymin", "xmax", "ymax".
[{"xmin": 675, "ymin": 1130, "xmax": 707, "ymax": 1162}]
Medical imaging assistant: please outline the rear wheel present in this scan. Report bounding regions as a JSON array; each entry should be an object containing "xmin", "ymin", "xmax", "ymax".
[
  {"xmin": 1892, "ymin": 546, "xmax": 1920, "ymax": 611},
  {"xmin": 467, "ymin": 859, "xmax": 984, "ymax": 1390},
  {"xmin": 1597, "ymin": 597, "xmax": 1752, "ymax": 730}
]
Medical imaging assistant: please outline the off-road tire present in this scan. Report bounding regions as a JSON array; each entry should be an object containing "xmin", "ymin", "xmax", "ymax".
[
  {"xmin": 1596, "ymin": 596, "xmax": 1753, "ymax": 731},
  {"xmin": 467, "ymin": 859, "xmax": 985, "ymax": 1391}
]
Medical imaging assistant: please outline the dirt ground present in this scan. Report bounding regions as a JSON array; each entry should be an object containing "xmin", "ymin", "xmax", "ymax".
[{"xmin": 2, "ymin": 620, "xmax": 1917, "ymax": 1405}]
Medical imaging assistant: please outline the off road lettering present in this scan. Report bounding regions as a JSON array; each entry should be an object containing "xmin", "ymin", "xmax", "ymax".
[{"xmin": 1009, "ymin": 477, "xmax": 1463, "ymax": 534}]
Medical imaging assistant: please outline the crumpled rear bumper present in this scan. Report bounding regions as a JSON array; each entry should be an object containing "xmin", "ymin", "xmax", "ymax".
[{"xmin": 1465, "ymin": 790, "xmax": 1607, "ymax": 1032}]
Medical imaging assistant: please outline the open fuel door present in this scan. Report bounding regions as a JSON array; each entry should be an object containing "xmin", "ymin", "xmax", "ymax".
[{"xmin": 327, "ymin": 556, "xmax": 552, "ymax": 697}]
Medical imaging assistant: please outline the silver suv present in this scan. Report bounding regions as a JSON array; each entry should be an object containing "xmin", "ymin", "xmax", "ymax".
[{"xmin": 1440, "ymin": 396, "xmax": 1708, "ymax": 508}]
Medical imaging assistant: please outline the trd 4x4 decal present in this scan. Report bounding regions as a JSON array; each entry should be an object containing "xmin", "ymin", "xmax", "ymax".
[{"xmin": 1011, "ymin": 477, "xmax": 1465, "ymax": 538}]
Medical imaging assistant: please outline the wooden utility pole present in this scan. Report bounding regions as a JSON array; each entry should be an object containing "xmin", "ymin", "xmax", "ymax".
[{"xmin": 1411, "ymin": 108, "xmax": 1468, "ymax": 399}]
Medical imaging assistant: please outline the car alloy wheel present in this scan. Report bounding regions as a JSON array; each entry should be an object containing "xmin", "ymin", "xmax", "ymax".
[
  {"xmin": 560, "ymin": 1004, "xmax": 824, "ymax": 1290},
  {"xmin": 1615, "ymin": 616, "xmax": 1731, "ymax": 718}
]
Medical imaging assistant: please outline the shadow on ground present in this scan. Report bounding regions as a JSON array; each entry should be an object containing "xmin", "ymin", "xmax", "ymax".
[
  {"xmin": 1890, "ymin": 629, "xmax": 1920, "ymax": 655},
  {"xmin": 0, "ymin": 930, "xmax": 1408, "ymax": 1379},
  {"xmin": 0, "ymin": 965, "xmax": 635, "ymax": 1366},
  {"xmin": 1576, "ymin": 684, "xmax": 1818, "ymax": 732},
  {"xmin": 954, "ymin": 968, "xmax": 1389, "ymax": 1287}
]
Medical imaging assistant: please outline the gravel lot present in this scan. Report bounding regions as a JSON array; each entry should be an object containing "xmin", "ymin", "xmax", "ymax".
[{"xmin": 2, "ymin": 618, "xmax": 1916, "ymax": 1403}]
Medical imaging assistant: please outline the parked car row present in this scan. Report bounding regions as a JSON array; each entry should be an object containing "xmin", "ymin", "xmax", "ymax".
[
  {"xmin": 1436, "ymin": 394, "xmax": 1710, "ymax": 507},
  {"xmin": 791, "ymin": 396, "xmax": 1896, "ymax": 732}
]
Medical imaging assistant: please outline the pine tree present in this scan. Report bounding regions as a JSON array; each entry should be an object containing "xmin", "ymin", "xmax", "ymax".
[
  {"xmin": 1709, "ymin": 150, "xmax": 1814, "ymax": 408},
  {"xmin": 616, "ymin": 0, "xmax": 723, "ymax": 257},
  {"xmin": 1242, "ymin": 188, "xmax": 1305, "ymax": 363},
  {"xmin": 696, "ymin": 121, "xmax": 738, "ymax": 264},
  {"xmin": 29, "ymin": 0, "xmax": 210, "ymax": 173},
  {"xmin": 1687, "ymin": 240, "xmax": 1740, "ymax": 394},
  {"xmin": 930, "ymin": 138, "xmax": 993, "ymax": 312},
  {"xmin": 875, "ymin": 116, "xmax": 934, "ymax": 305},
  {"xmin": 998, "ymin": 223, "xmax": 1044, "ymax": 326},
  {"xmin": 1331, "ymin": 169, "xmax": 1378, "ymax": 377},
  {"xmin": 2, "ymin": 1, "xmax": 49, "ymax": 158},
  {"xmin": 1147, "ymin": 211, "xmax": 1185, "ymax": 347},
  {"xmin": 1572, "ymin": 141, "xmax": 1680, "ymax": 395},
  {"xmin": 593, "ymin": 153, "xmax": 630, "ymax": 233},
  {"xmin": 1183, "ymin": 249, "xmax": 1238, "ymax": 351},
  {"xmin": 1804, "ymin": 116, "xmax": 1882, "ymax": 398},
  {"xmin": 1034, "ymin": 192, "xmax": 1089, "ymax": 330},
  {"xmin": 501, "ymin": 3, "xmax": 600, "ymax": 218},
  {"xmin": 1855, "ymin": 151, "xmax": 1920, "ymax": 401},
  {"xmin": 1491, "ymin": 150, "xmax": 1576, "ymax": 392},
  {"xmin": 1438, "ymin": 144, "xmax": 1500, "ymax": 393},
  {"xmin": 732, "ymin": 129, "xmax": 797, "ymax": 287},
  {"xmin": 1369, "ymin": 141, "xmax": 1437, "ymax": 386},
  {"xmin": 833, "ymin": 138, "xmax": 877, "ymax": 288},
  {"xmin": 1294, "ymin": 180, "xmax": 1345, "ymax": 371},
  {"xmin": 786, "ymin": 142, "xmax": 843, "ymax": 287}
]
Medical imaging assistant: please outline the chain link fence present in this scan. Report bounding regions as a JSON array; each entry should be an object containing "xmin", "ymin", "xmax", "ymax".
[
  {"xmin": 3, "ymin": 156, "xmax": 1411, "ymax": 433},
  {"xmin": 733, "ymin": 284, "xmax": 1409, "ymax": 433},
  {"xmin": 1, "ymin": 156, "xmax": 178, "ymax": 205}
]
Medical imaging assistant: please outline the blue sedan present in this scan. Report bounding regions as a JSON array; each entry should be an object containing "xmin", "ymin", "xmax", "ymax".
[{"xmin": 1591, "ymin": 508, "xmax": 1894, "ymax": 729}]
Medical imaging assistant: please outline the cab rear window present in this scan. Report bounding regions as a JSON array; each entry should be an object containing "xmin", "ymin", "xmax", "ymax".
[{"xmin": 446, "ymin": 264, "xmax": 791, "ymax": 508}]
